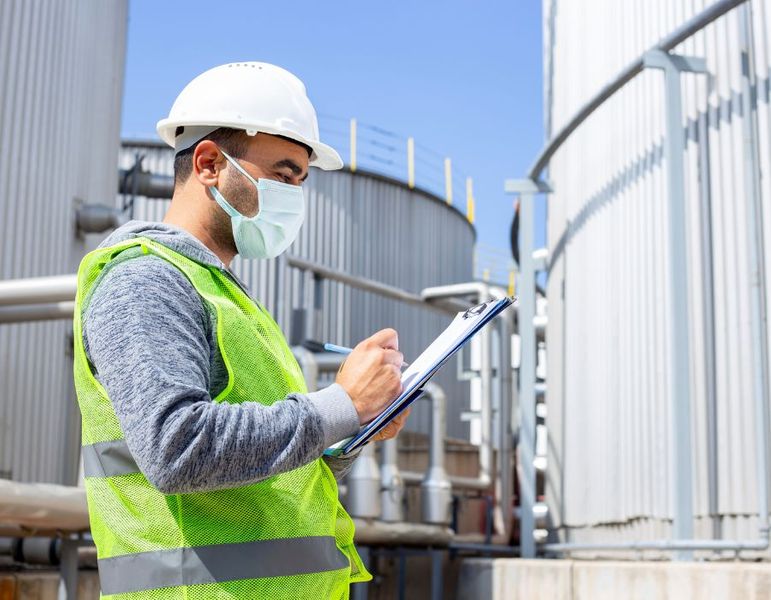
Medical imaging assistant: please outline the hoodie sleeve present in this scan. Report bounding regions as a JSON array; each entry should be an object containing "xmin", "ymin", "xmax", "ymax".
[{"xmin": 82, "ymin": 255, "xmax": 360, "ymax": 494}]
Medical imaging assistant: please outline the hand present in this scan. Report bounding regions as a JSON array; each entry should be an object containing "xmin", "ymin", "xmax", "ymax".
[
  {"xmin": 371, "ymin": 407, "xmax": 411, "ymax": 442},
  {"xmin": 335, "ymin": 328, "xmax": 404, "ymax": 424}
]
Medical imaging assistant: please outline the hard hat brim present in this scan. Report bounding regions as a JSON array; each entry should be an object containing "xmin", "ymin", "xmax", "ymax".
[{"xmin": 156, "ymin": 119, "xmax": 344, "ymax": 171}]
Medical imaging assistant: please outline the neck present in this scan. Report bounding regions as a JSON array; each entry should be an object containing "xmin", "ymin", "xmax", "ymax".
[{"xmin": 163, "ymin": 190, "xmax": 236, "ymax": 267}]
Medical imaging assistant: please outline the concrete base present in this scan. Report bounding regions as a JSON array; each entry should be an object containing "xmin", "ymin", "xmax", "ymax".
[{"xmin": 457, "ymin": 559, "xmax": 771, "ymax": 600}]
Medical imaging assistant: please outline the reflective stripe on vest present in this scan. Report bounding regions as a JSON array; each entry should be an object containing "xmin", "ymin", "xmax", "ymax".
[
  {"xmin": 98, "ymin": 537, "xmax": 349, "ymax": 595},
  {"xmin": 82, "ymin": 440, "xmax": 139, "ymax": 477}
]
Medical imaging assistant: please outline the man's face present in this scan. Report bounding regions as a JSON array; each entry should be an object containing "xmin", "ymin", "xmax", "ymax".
[{"xmin": 218, "ymin": 133, "xmax": 310, "ymax": 219}]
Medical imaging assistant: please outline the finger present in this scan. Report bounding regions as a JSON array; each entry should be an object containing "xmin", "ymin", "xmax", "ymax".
[
  {"xmin": 382, "ymin": 349, "xmax": 404, "ymax": 367},
  {"xmin": 391, "ymin": 407, "xmax": 411, "ymax": 425},
  {"xmin": 368, "ymin": 328, "xmax": 399, "ymax": 350}
]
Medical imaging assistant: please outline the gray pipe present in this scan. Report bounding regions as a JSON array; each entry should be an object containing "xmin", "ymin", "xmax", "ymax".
[
  {"xmin": 543, "ymin": 534, "xmax": 769, "ymax": 554},
  {"xmin": 291, "ymin": 346, "xmax": 320, "ymax": 392},
  {"xmin": 497, "ymin": 310, "xmax": 515, "ymax": 541},
  {"xmin": 118, "ymin": 168, "xmax": 174, "ymax": 199},
  {"xmin": 0, "ymin": 301, "xmax": 75, "ymax": 324},
  {"xmin": 420, "ymin": 282, "xmax": 496, "ymax": 493},
  {"xmin": 380, "ymin": 438, "xmax": 404, "ymax": 522},
  {"xmin": 420, "ymin": 383, "xmax": 452, "ymax": 525},
  {"xmin": 0, "ymin": 275, "xmax": 77, "ymax": 306},
  {"xmin": 345, "ymin": 444, "xmax": 381, "ymax": 519}
]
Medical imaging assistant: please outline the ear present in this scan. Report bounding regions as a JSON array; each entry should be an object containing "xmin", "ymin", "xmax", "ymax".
[{"xmin": 192, "ymin": 140, "xmax": 226, "ymax": 187}]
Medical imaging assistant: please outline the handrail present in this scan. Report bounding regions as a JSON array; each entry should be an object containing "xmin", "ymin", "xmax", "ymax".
[{"xmin": 526, "ymin": 0, "xmax": 747, "ymax": 181}]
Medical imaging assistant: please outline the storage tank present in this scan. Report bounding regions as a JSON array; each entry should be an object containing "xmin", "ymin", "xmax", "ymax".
[
  {"xmin": 544, "ymin": 0, "xmax": 771, "ymax": 554},
  {"xmin": 0, "ymin": 0, "xmax": 127, "ymax": 484}
]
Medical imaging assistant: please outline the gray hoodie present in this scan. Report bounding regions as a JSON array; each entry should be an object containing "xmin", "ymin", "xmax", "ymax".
[{"xmin": 82, "ymin": 220, "xmax": 361, "ymax": 494}]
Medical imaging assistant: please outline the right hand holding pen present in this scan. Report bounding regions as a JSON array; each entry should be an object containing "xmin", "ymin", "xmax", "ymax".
[{"xmin": 335, "ymin": 328, "xmax": 404, "ymax": 424}]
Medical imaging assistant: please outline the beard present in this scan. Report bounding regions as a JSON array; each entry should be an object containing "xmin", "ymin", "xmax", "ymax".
[{"xmin": 208, "ymin": 172, "xmax": 260, "ymax": 258}]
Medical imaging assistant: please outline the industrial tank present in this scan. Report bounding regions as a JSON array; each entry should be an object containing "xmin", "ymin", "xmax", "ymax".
[
  {"xmin": 544, "ymin": 0, "xmax": 771, "ymax": 552},
  {"xmin": 0, "ymin": 0, "xmax": 127, "ymax": 484}
]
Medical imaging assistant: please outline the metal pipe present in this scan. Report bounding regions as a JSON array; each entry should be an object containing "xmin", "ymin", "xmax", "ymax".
[
  {"xmin": 291, "ymin": 346, "xmax": 319, "ymax": 392},
  {"xmin": 421, "ymin": 383, "xmax": 452, "ymax": 525},
  {"xmin": 401, "ymin": 470, "xmax": 491, "ymax": 491},
  {"xmin": 420, "ymin": 282, "xmax": 496, "ymax": 494},
  {"xmin": 0, "ymin": 480, "xmax": 88, "ymax": 532},
  {"xmin": 118, "ymin": 168, "xmax": 174, "ymax": 199},
  {"xmin": 543, "ymin": 533, "xmax": 769, "ymax": 554},
  {"xmin": 288, "ymin": 255, "xmax": 459, "ymax": 314},
  {"xmin": 345, "ymin": 444, "xmax": 381, "ymax": 519},
  {"xmin": 497, "ymin": 309, "xmax": 515, "ymax": 542},
  {"xmin": 0, "ymin": 301, "xmax": 75, "ymax": 323},
  {"xmin": 448, "ymin": 542, "xmax": 519, "ymax": 556},
  {"xmin": 380, "ymin": 438, "xmax": 404, "ymax": 522},
  {"xmin": 0, "ymin": 274, "xmax": 77, "ymax": 306},
  {"xmin": 523, "ymin": 0, "xmax": 748, "ymax": 181}
]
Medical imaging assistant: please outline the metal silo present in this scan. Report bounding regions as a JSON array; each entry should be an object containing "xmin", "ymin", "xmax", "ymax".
[
  {"xmin": 541, "ymin": 0, "xmax": 771, "ymax": 556},
  {"xmin": 119, "ymin": 140, "xmax": 477, "ymax": 439},
  {"xmin": 0, "ymin": 0, "xmax": 127, "ymax": 484}
]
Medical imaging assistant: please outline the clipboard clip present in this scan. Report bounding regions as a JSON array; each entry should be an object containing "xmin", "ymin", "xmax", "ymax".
[{"xmin": 462, "ymin": 301, "xmax": 489, "ymax": 319}]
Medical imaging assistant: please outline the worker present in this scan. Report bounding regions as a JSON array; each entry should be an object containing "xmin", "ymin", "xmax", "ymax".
[{"xmin": 73, "ymin": 62, "xmax": 410, "ymax": 599}]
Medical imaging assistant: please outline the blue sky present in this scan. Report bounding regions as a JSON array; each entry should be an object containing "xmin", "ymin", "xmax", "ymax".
[{"xmin": 120, "ymin": 1, "xmax": 546, "ymax": 283}]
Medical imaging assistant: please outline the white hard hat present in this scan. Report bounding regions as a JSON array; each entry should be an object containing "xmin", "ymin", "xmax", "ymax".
[{"xmin": 156, "ymin": 62, "xmax": 343, "ymax": 170}]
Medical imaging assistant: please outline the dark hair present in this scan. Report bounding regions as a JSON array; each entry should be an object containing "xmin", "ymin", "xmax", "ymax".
[{"xmin": 173, "ymin": 127, "xmax": 249, "ymax": 187}]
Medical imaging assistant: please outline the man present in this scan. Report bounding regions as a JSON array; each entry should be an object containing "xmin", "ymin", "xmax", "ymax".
[{"xmin": 73, "ymin": 62, "xmax": 409, "ymax": 599}]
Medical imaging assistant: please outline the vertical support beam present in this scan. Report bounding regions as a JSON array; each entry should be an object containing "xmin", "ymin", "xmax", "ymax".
[
  {"xmin": 504, "ymin": 177, "xmax": 551, "ymax": 558},
  {"xmin": 430, "ymin": 549, "xmax": 443, "ymax": 600},
  {"xmin": 351, "ymin": 546, "xmax": 370, "ymax": 600},
  {"xmin": 517, "ymin": 189, "xmax": 537, "ymax": 558},
  {"xmin": 349, "ymin": 118, "xmax": 357, "ymax": 172},
  {"xmin": 59, "ymin": 538, "xmax": 80, "ymax": 599},
  {"xmin": 407, "ymin": 137, "xmax": 415, "ymax": 188},
  {"xmin": 737, "ymin": 2, "xmax": 770, "ymax": 538},
  {"xmin": 498, "ymin": 313, "xmax": 515, "ymax": 541},
  {"xmin": 643, "ymin": 49, "xmax": 707, "ymax": 560},
  {"xmin": 696, "ymin": 110, "xmax": 721, "ymax": 541},
  {"xmin": 444, "ymin": 158, "xmax": 453, "ymax": 204}
]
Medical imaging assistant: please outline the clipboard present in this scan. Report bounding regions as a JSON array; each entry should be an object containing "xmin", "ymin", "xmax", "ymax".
[{"xmin": 324, "ymin": 295, "xmax": 516, "ymax": 457}]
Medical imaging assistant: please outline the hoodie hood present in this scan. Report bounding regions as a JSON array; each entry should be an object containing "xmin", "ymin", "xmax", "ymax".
[{"xmin": 98, "ymin": 220, "xmax": 226, "ymax": 269}]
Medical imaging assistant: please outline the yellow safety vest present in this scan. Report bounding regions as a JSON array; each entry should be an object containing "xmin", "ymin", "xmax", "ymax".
[{"xmin": 73, "ymin": 237, "xmax": 370, "ymax": 599}]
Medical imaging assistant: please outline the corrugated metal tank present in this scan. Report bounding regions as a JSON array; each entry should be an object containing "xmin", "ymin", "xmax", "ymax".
[
  {"xmin": 544, "ymin": 0, "xmax": 771, "ymax": 553},
  {"xmin": 0, "ymin": 0, "xmax": 127, "ymax": 484},
  {"xmin": 119, "ymin": 140, "xmax": 476, "ymax": 440}
]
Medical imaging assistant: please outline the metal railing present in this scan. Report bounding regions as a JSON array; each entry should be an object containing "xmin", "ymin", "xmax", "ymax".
[
  {"xmin": 507, "ymin": 0, "xmax": 769, "ymax": 559},
  {"xmin": 318, "ymin": 113, "xmax": 478, "ymax": 221}
]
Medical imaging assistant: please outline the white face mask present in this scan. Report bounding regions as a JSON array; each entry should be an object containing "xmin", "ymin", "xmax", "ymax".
[{"xmin": 209, "ymin": 149, "xmax": 306, "ymax": 259}]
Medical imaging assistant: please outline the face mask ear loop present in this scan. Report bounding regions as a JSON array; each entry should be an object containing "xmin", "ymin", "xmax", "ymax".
[
  {"xmin": 209, "ymin": 185, "xmax": 241, "ymax": 219},
  {"xmin": 219, "ymin": 149, "xmax": 260, "ymax": 186},
  {"xmin": 216, "ymin": 147, "xmax": 263, "ymax": 218}
]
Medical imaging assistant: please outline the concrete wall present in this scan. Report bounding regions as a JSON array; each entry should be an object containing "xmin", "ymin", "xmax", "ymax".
[{"xmin": 457, "ymin": 558, "xmax": 771, "ymax": 600}]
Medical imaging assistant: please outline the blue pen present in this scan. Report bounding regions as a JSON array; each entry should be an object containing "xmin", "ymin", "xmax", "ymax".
[
  {"xmin": 323, "ymin": 343, "xmax": 354, "ymax": 356},
  {"xmin": 323, "ymin": 343, "xmax": 409, "ymax": 368}
]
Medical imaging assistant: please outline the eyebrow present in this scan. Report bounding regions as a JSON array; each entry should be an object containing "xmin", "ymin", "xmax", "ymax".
[{"xmin": 272, "ymin": 159, "xmax": 308, "ymax": 181}]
